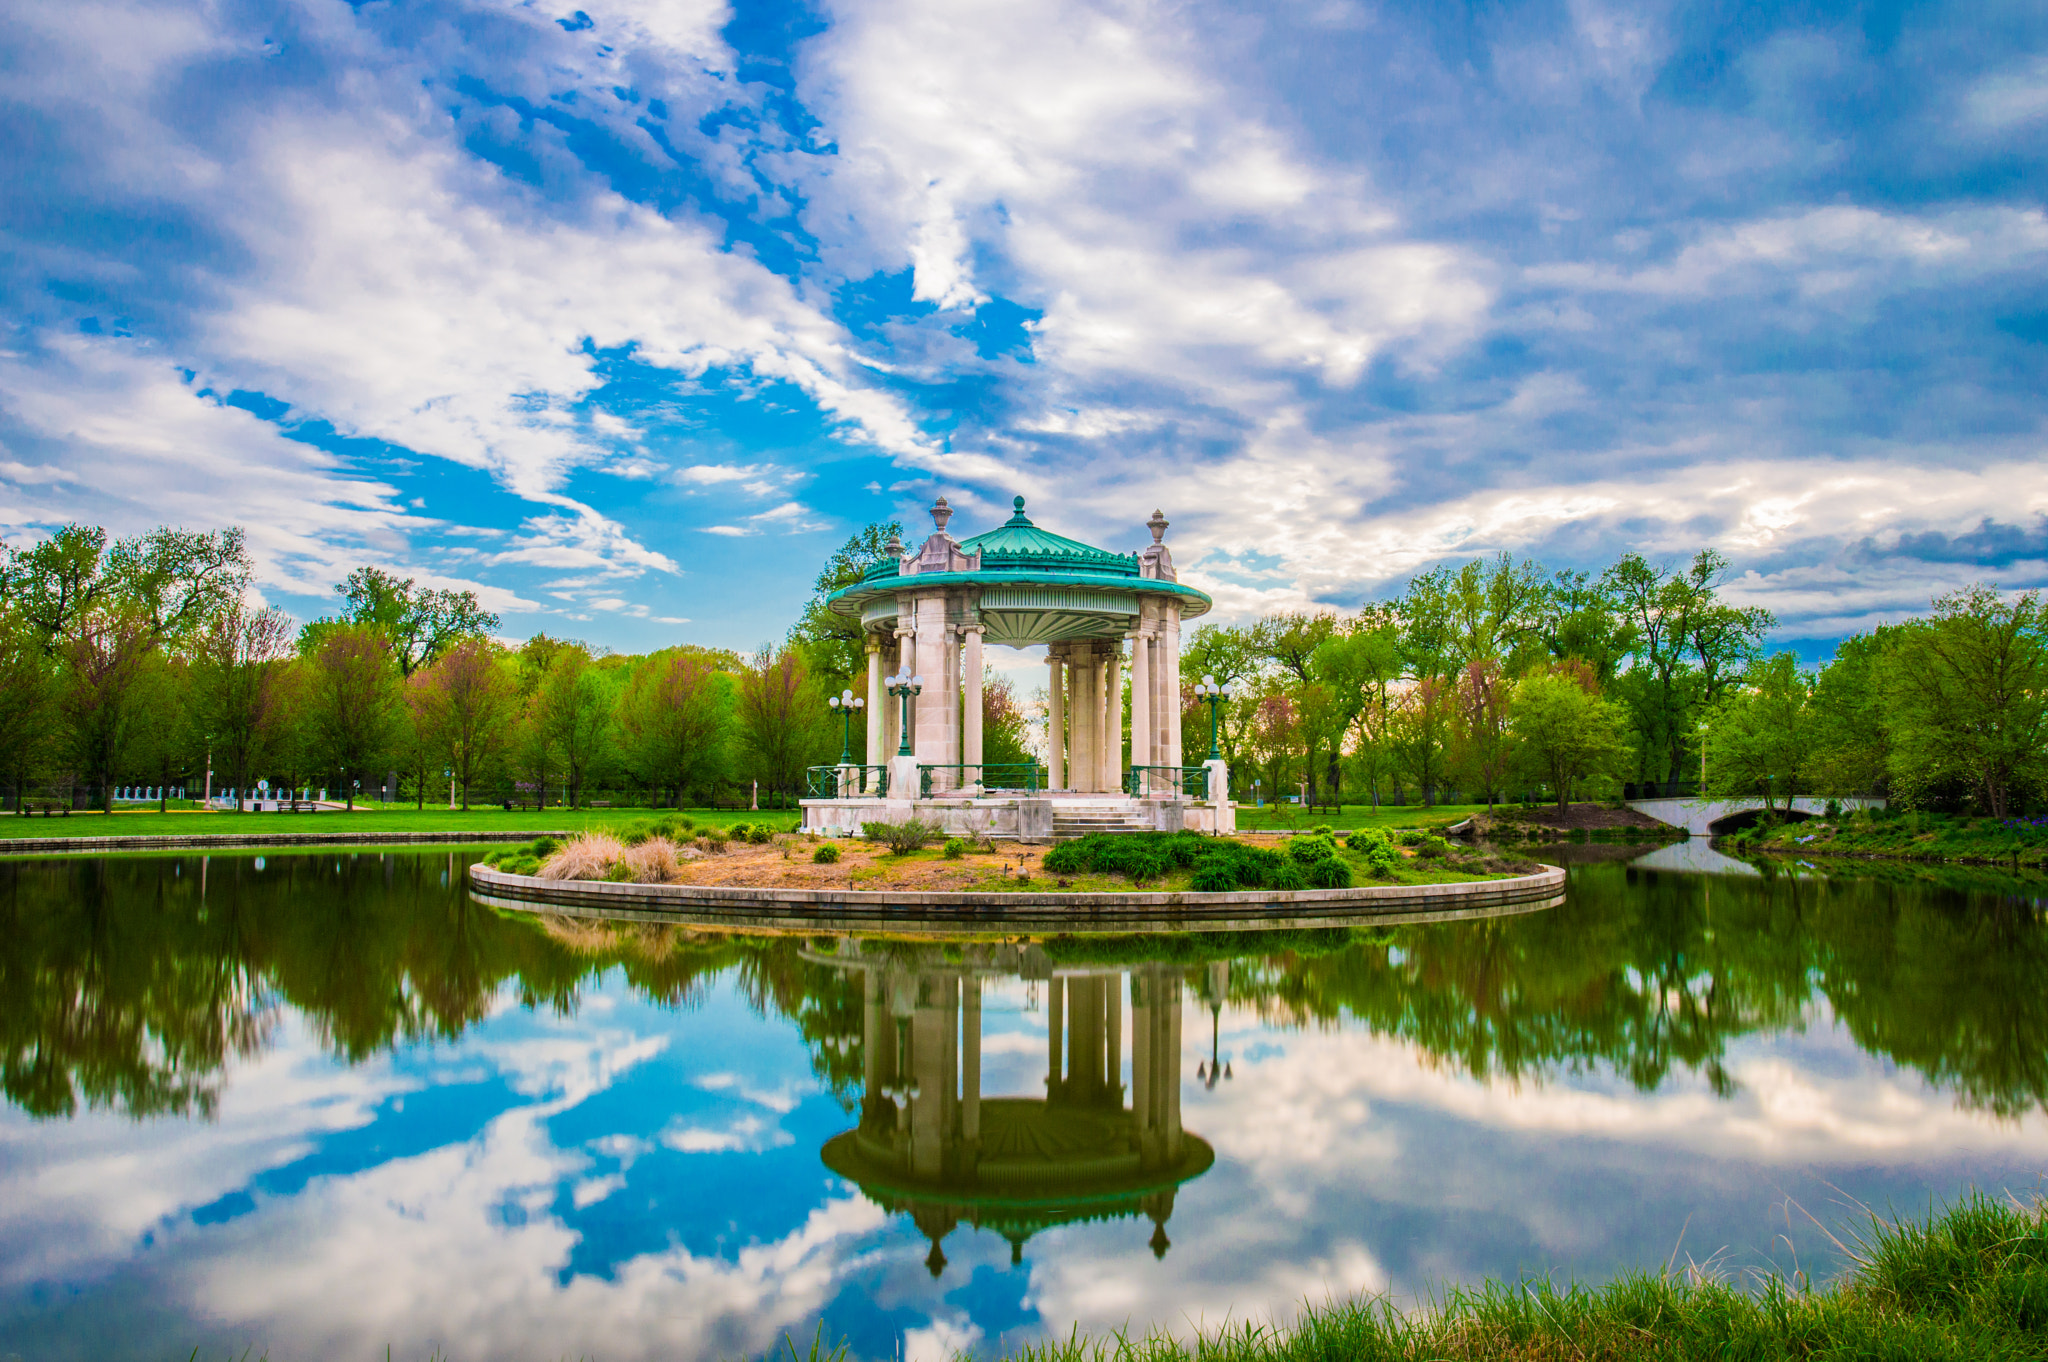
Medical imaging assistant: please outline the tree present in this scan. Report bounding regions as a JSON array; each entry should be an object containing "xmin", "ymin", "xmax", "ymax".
[
  {"xmin": 1882, "ymin": 586, "xmax": 2048, "ymax": 819},
  {"xmin": 788, "ymin": 522, "xmax": 905, "ymax": 692},
  {"xmin": 1511, "ymin": 670, "xmax": 1634, "ymax": 811},
  {"xmin": 1807, "ymin": 630, "xmax": 1893, "ymax": 797},
  {"xmin": 307, "ymin": 624, "xmax": 403, "ymax": 809},
  {"xmin": 61, "ymin": 606, "xmax": 155, "ymax": 812},
  {"xmin": 0, "ymin": 607, "xmax": 59, "ymax": 809},
  {"xmin": 535, "ymin": 646, "xmax": 615, "ymax": 809},
  {"xmin": 410, "ymin": 640, "xmax": 516, "ymax": 809},
  {"xmin": 328, "ymin": 567, "xmax": 500, "ymax": 677},
  {"xmin": 1180, "ymin": 623, "xmax": 1264, "ymax": 768},
  {"xmin": 193, "ymin": 604, "xmax": 298, "ymax": 812},
  {"xmin": 1702, "ymin": 652, "xmax": 1813, "ymax": 812},
  {"xmin": 981, "ymin": 672, "xmax": 1034, "ymax": 768},
  {"xmin": 1602, "ymin": 550, "xmax": 1772, "ymax": 787},
  {"xmin": 1448, "ymin": 658, "xmax": 1515, "ymax": 807},
  {"xmin": 738, "ymin": 646, "xmax": 832, "ymax": 801},
  {"xmin": 1389, "ymin": 677, "xmax": 1454, "ymax": 805},
  {"xmin": 617, "ymin": 649, "xmax": 730, "ymax": 807}
]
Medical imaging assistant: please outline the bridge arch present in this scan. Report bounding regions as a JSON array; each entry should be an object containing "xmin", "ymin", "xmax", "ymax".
[{"xmin": 1704, "ymin": 806, "xmax": 1814, "ymax": 836}]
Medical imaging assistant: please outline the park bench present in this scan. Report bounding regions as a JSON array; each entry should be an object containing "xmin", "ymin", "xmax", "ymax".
[{"xmin": 16, "ymin": 799, "xmax": 70, "ymax": 817}]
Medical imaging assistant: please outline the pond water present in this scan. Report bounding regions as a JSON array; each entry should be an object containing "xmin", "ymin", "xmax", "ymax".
[{"xmin": 3, "ymin": 848, "xmax": 2048, "ymax": 1361}]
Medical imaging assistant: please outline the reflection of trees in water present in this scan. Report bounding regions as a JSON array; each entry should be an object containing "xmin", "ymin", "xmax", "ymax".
[
  {"xmin": 1232, "ymin": 865, "xmax": 2048, "ymax": 1115},
  {"xmin": 7, "ymin": 854, "xmax": 2048, "ymax": 1123}
]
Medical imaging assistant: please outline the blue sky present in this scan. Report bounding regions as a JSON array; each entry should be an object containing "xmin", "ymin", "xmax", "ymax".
[{"xmin": 1, "ymin": 0, "xmax": 2044, "ymax": 657}]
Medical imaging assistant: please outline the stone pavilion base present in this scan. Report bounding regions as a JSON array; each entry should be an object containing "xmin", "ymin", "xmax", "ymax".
[{"xmin": 799, "ymin": 792, "xmax": 1236, "ymax": 842}]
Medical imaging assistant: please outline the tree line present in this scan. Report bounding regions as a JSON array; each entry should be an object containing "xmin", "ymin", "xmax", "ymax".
[
  {"xmin": 1191, "ymin": 551, "xmax": 2048, "ymax": 816},
  {"xmin": 0, "ymin": 523, "xmax": 1032, "ymax": 812},
  {"xmin": 4, "ymin": 520, "xmax": 2040, "ymax": 816}
]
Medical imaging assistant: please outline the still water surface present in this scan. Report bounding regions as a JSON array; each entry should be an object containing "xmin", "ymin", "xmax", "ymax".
[{"xmin": 3, "ymin": 849, "xmax": 2048, "ymax": 1360}]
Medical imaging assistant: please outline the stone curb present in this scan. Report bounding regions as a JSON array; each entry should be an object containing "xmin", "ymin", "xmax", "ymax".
[
  {"xmin": 0, "ymin": 830, "xmax": 575, "ymax": 856},
  {"xmin": 467, "ymin": 862, "xmax": 1567, "ymax": 935}
]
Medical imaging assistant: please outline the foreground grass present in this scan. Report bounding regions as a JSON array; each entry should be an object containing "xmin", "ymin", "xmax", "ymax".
[
  {"xmin": 0, "ymin": 805, "xmax": 800, "ymax": 841},
  {"xmin": 842, "ymin": 1193, "xmax": 2048, "ymax": 1362},
  {"xmin": 1744, "ymin": 810, "xmax": 2048, "ymax": 869}
]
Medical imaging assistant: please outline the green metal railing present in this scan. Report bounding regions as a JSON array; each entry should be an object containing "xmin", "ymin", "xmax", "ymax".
[
  {"xmin": 804, "ymin": 765, "xmax": 890, "ymax": 798},
  {"xmin": 1126, "ymin": 765, "xmax": 1210, "ymax": 800},
  {"xmin": 919, "ymin": 763, "xmax": 1047, "ymax": 797}
]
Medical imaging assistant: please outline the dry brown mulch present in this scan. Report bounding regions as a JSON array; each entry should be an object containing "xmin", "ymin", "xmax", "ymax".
[
  {"xmin": 1481, "ymin": 802, "xmax": 1668, "ymax": 832},
  {"xmin": 671, "ymin": 836, "xmax": 1048, "ymax": 890}
]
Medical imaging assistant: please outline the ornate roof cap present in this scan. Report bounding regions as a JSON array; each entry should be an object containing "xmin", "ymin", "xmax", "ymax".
[{"xmin": 952, "ymin": 496, "xmax": 1139, "ymax": 576}]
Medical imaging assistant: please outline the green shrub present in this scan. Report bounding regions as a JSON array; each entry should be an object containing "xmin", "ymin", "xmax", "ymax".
[
  {"xmin": 700, "ymin": 828, "xmax": 730, "ymax": 852},
  {"xmin": 1190, "ymin": 860, "xmax": 1241, "ymax": 892},
  {"xmin": 863, "ymin": 819, "xmax": 942, "ymax": 854},
  {"xmin": 1397, "ymin": 829, "xmax": 1427, "ymax": 846},
  {"xmin": 1305, "ymin": 856, "xmax": 1353, "ymax": 889},
  {"xmin": 942, "ymin": 838, "xmax": 967, "ymax": 859},
  {"xmin": 749, "ymin": 825, "xmax": 773, "ymax": 844},
  {"xmin": 1269, "ymin": 861, "xmax": 1309, "ymax": 891},
  {"xmin": 531, "ymin": 836, "xmax": 560, "ymax": 859},
  {"xmin": 1416, "ymin": 835, "xmax": 1452, "ymax": 859},
  {"xmin": 813, "ymin": 842, "xmax": 840, "ymax": 864},
  {"xmin": 1345, "ymin": 828, "xmax": 1401, "ymax": 874},
  {"xmin": 1285, "ymin": 833, "xmax": 1341, "ymax": 865},
  {"xmin": 1310, "ymin": 824, "xmax": 1335, "ymax": 836},
  {"xmin": 729, "ymin": 822, "xmax": 752, "ymax": 839},
  {"xmin": 677, "ymin": 817, "xmax": 695, "ymax": 832}
]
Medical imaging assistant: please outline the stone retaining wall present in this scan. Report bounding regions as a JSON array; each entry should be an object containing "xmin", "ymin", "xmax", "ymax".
[{"xmin": 468, "ymin": 862, "xmax": 1567, "ymax": 936}]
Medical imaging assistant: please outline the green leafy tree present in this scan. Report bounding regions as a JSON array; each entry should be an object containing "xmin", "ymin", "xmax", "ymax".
[
  {"xmin": 324, "ymin": 567, "xmax": 500, "ymax": 677},
  {"xmin": 1807, "ymin": 630, "xmax": 1893, "ymax": 797},
  {"xmin": 1448, "ymin": 658, "xmax": 1515, "ymax": 807},
  {"xmin": 192, "ymin": 603, "xmax": 298, "ymax": 812},
  {"xmin": 1390, "ymin": 676, "xmax": 1455, "ymax": 805},
  {"xmin": 980, "ymin": 672, "xmax": 1034, "ymax": 768},
  {"xmin": 409, "ymin": 639, "xmax": 516, "ymax": 809},
  {"xmin": 617, "ymin": 648, "xmax": 732, "ymax": 807},
  {"xmin": 1179, "ymin": 623, "xmax": 1264, "ymax": 768},
  {"xmin": 0, "ymin": 606, "xmax": 60, "ymax": 807},
  {"xmin": 307, "ymin": 624, "xmax": 403, "ymax": 809},
  {"xmin": 789, "ymin": 522, "xmax": 905, "ymax": 693},
  {"xmin": 1510, "ymin": 669, "xmax": 1634, "ymax": 811},
  {"xmin": 738, "ymin": 645, "xmax": 834, "ymax": 801},
  {"xmin": 1882, "ymin": 585, "xmax": 2048, "ymax": 818},
  {"xmin": 536, "ymin": 646, "xmax": 616, "ymax": 809},
  {"xmin": 1702, "ymin": 652, "xmax": 1814, "ymax": 812}
]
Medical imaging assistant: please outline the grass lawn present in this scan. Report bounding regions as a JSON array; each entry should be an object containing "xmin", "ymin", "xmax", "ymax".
[
  {"xmin": 975, "ymin": 1193, "xmax": 2048, "ymax": 1361},
  {"xmin": 0, "ymin": 804, "xmax": 805, "ymax": 841},
  {"xmin": 1231, "ymin": 802, "xmax": 1488, "ymax": 833},
  {"xmin": 1744, "ymin": 810, "xmax": 2048, "ymax": 868}
]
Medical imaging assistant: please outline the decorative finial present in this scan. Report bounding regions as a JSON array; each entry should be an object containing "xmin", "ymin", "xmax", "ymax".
[
  {"xmin": 1004, "ymin": 495, "xmax": 1033, "ymax": 527},
  {"xmin": 1014, "ymin": 495, "xmax": 1026, "ymax": 512},
  {"xmin": 1148, "ymin": 509, "xmax": 1169, "ymax": 544},
  {"xmin": 885, "ymin": 527, "xmax": 902, "ymax": 556},
  {"xmin": 930, "ymin": 496, "xmax": 953, "ymax": 532}
]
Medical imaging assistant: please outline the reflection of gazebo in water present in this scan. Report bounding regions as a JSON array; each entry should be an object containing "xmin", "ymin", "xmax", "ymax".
[
  {"xmin": 799, "ymin": 496, "xmax": 1235, "ymax": 841},
  {"xmin": 814, "ymin": 943, "xmax": 1216, "ymax": 1275}
]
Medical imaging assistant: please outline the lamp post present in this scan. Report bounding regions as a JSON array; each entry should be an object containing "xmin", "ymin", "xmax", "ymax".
[
  {"xmin": 827, "ymin": 689, "xmax": 866, "ymax": 764},
  {"xmin": 1192, "ymin": 675, "xmax": 1234, "ymax": 762},
  {"xmin": 886, "ymin": 671, "xmax": 924, "ymax": 757}
]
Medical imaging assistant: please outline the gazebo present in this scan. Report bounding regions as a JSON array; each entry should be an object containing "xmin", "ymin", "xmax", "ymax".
[{"xmin": 800, "ymin": 496, "xmax": 1234, "ymax": 840}]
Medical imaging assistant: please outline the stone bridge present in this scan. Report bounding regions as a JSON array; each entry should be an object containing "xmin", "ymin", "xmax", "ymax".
[{"xmin": 1625, "ymin": 796, "xmax": 1886, "ymax": 837}]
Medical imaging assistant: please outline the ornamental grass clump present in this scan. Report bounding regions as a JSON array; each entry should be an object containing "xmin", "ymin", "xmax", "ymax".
[
  {"xmin": 813, "ymin": 842, "xmax": 840, "ymax": 864},
  {"xmin": 620, "ymin": 837, "xmax": 684, "ymax": 884},
  {"xmin": 1043, "ymin": 831, "xmax": 1207, "ymax": 883},
  {"xmin": 538, "ymin": 832, "xmax": 628, "ymax": 881}
]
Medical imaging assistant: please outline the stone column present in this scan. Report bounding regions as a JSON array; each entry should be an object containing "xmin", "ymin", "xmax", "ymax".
[
  {"xmin": 1047, "ymin": 651, "xmax": 1065, "ymax": 790},
  {"xmin": 864, "ymin": 636, "xmax": 884, "ymax": 792},
  {"xmin": 963, "ymin": 626, "xmax": 984, "ymax": 782},
  {"xmin": 1128, "ymin": 632, "xmax": 1150, "ymax": 797},
  {"xmin": 1165, "ymin": 604, "xmax": 1184, "ymax": 770},
  {"xmin": 1072, "ymin": 651, "xmax": 1095, "ymax": 792},
  {"xmin": 1102, "ymin": 645, "xmax": 1122, "ymax": 795},
  {"xmin": 914, "ymin": 597, "xmax": 953, "ymax": 791}
]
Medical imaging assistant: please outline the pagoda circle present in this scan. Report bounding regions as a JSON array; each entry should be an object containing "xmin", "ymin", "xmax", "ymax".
[{"xmin": 819, "ymin": 495, "xmax": 1214, "ymax": 809}]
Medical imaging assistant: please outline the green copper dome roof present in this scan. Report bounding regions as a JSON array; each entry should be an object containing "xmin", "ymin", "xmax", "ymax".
[
  {"xmin": 955, "ymin": 497, "xmax": 1139, "ymax": 575},
  {"xmin": 829, "ymin": 494, "xmax": 1212, "ymax": 635}
]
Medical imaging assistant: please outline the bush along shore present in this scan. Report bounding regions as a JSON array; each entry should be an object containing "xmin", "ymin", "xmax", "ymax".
[
  {"xmin": 779, "ymin": 1193, "xmax": 2048, "ymax": 1362},
  {"xmin": 1733, "ymin": 806, "xmax": 2048, "ymax": 870},
  {"xmin": 481, "ymin": 822, "xmax": 1540, "ymax": 893}
]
